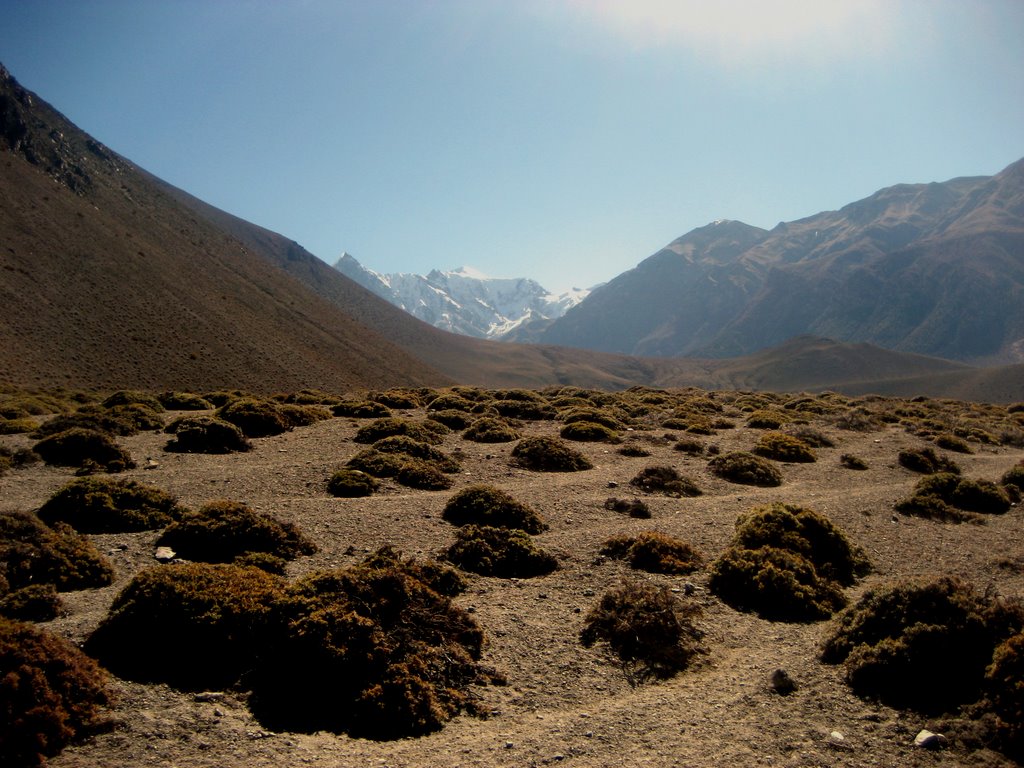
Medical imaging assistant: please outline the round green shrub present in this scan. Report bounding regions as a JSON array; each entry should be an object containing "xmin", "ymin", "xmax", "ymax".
[
  {"xmin": 157, "ymin": 391, "xmax": 214, "ymax": 410},
  {"xmin": 396, "ymin": 459, "xmax": 453, "ymax": 491},
  {"xmin": 370, "ymin": 388, "xmax": 423, "ymax": 409},
  {"xmin": 783, "ymin": 425, "xmax": 835, "ymax": 448},
  {"xmin": 492, "ymin": 399, "xmax": 555, "ymax": 421},
  {"xmin": 278, "ymin": 403, "xmax": 332, "ymax": 428},
  {"xmin": 601, "ymin": 531, "xmax": 702, "ymax": 575},
  {"xmin": 0, "ymin": 617, "xmax": 111, "ymax": 768},
  {"xmin": 444, "ymin": 525, "xmax": 558, "ymax": 578},
  {"xmin": 1002, "ymin": 462, "xmax": 1024, "ymax": 490},
  {"xmin": 371, "ymin": 435, "xmax": 460, "ymax": 473},
  {"xmin": 33, "ymin": 428, "xmax": 135, "ymax": 472},
  {"xmin": 331, "ymin": 400, "xmax": 392, "ymax": 418},
  {"xmin": 934, "ymin": 432, "xmax": 974, "ymax": 453},
  {"xmin": 732, "ymin": 503, "xmax": 870, "ymax": 586},
  {"xmin": 427, "ymin": 409, "xmax": 473, "ymax": 430},
  {"xmin": 895, "ymin": 472, "xmax": 1012, "ymax": 522},
  {"xmin": 354, "ymin": 417, "xmax": 447, "ymax": 445},
  {"xmin": 753, "ymin": 432, "xmax": 816, "ymax": 463},
  {"xmin": 462, "ymin": 417, "xmax": 520, "ymax": 443},
  {"xmin": 442, "ymin": 485, "xmax": 547, "ymax": 533},
  {"xmin": 987, "ymin": 632, "xmax": 1024, "ymax": 759},
  {"xmin": 629, "ymin": 465, "xmax": 702, "ymax": 497},
  {"xmin": 618, "ymin": 443, "xmax": 652, "ymax": 458},
  {"xmin": 560, "ymin": 408, "xmax": 625, "ymax": 431},
  {"xmin": 156, "ymin": 500, "xmax": 317, "ymax": 563},
  {"xmin": 821, "ymin": 576, "xmax": 1024, "ymax": 714},
  {"xmin": 359, "ymin": 546, "xmax": 467, "ymax": 597},
  {"xmin": 840, "ymin": 454, "xmax": 868, "ymax": 470},
  {"xmin": 511, "ymin": 436, "xmax": 592, "ymax": 472},
  {"xmin": 746, "ymin": 409, "xmax": 792, "ymax": 429},
  {"xmin": 84, "ymin": 563, "xmax": 284, "ymax": 689},
  {"xmin": 37, "ymin": 477, "xmax": 185, "ymax": 533},
  {"xmin": 580, "ymin": 581, "xmax": 704, "ymax": 682},
  {"xmin": 560, "ymin": 420, "xmax": 620, "ymax": 443},
  {"xmin": 426, "ymin": 393, "xmax": 475, "ymax": 412},
  {"xmin": 164, "ymin": 415, "xmax": 252, "ymax": 453},
  {"xmin": 216, "ymin": 398, "xmax": 290, "ymax": 437},
  {"xmin": 346, "ymin": 448, "xmax": 407, "ymax": 478},
  {"xmin": 709, "ymin": 546, "xmax": 847, "ymax": 621},
  {"xmin": 0, "ymin": 513, "xmax": 114, "ymax": 593},
  {"xmin": 897, "ymin": 446, "xmax": 961, "ymax": 475},
  {"xmin": 603, "ymin": 497, "xmax": 651, "ymax": 519},
  {"xmin": 102, "ymin": 390, "xmax": 164, "ymax": 412},
  {"xmin": 673, "ymin": 436, "xmax": 706, "ymax": 455},
  {"xmin": 0, "ymin": 584, "xmax": 62, "ymax": 622},
  {"xmin": 0, "ymin": 417, "xmax": 38, "ymax": 435},
  {"xmin": 107, "ymin": 403, "xmax": 164, "ymax": 432},
  {"xmin": 247, "ymin": 562, "xmax": 501, "ymax": 738},
  {"xmin": 707, "ymin": 451, "xmax": 783, "ymax": 486},
  {"xmin": 327, "ymin": 469, "xmax": 379, "ymax": 497}
]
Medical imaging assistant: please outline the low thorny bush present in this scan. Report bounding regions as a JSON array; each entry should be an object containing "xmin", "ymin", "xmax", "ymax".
[
  {"xmin": 510, "ymin": 436, "xmax": 592, "ymax": 472},
  {"xmin": 37, "ymin": 476, "xmax": 186, "ymax": 533},
  {"xmin": 164, "ymin": 415, "xmax": 252, "ymax": 453},
  {"xmin": 444, "ymin": 525, "xmax": 558, "ymax": 578},
  {"xmin": 628, "ymin": 465, "xmax": 702, "ymax": 497},
  {"xmin": 441, "ymin": 485, "xmax": 547, "ymax": 533},
  {"xmin": 601, "ymin": 531, "xmax": 702, "ymax": 575}
]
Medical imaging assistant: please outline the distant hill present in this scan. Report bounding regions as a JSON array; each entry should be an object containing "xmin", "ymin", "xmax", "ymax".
[
  {"xmin": 540, "ymin": 162, "xmax": 1024, "ymax": 365},
  {"xmin": 332, "ymin": 253, "xmax": 587, "ymax": 339},
  {"xmin": 2, "ymin": 62, "xmax": 1022, "ymax": 401}
]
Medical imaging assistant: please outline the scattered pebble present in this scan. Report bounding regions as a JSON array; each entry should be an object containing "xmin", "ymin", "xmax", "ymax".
[
  {"xmin": 154, "ymin": 546, "xmax": 176, "ymax": 563},
  {"xmin": 914, "ymin": 729, "xmax": 947, "ymax": 749}
]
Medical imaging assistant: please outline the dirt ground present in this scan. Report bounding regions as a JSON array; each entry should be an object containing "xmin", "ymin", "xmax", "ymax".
[{"xmin": 2, "ymin": 397, "xmax": 1023, "ymax": 768}]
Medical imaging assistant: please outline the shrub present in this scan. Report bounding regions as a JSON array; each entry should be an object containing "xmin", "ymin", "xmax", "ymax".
[
  {"xmin": 673, "ymin": 436, "xmax": 706, "ymax": 455},
  {"xmin": 0, "ymin": 618, "xmax": 111, "ymax": 768},
  {"xmin": 84, "ymin": 563, "xmax": 284, "ymax": 689},
  {"xmin": 355, "ymin": 418, "xmax": 447, "ymax": 445},
  {"xmin": 783, "ymin": 424, "xmax": 835, "ymax": 448},
  {"xmin": 462, "ymin": 417, "xmax": 520, "ymax": 443},
  {"xmin": 560, "ymin": 407, "xmax": 625, "ymax": 431},
  {"xmin": 0, "ymin": 513, "xmax": 115, "ymax": 592},
  {"xmin": 840, "ymin": 454, "xmax": 868, "ymax": 470},
  {"xmin": 753, "ymin": 432, "xmax": 816, "ymax": 463},
  {"xmin": 31, "ymin": 406, "xmax": 140, "ymax": 438},
  {"xmin": 0, "ymin": 584, "xmax": 62, "ymax": 622},
  {"xmin": 37, "ymin": 477, "xmax": 185, "ymax": 533},
  {"xmin": 102, "ymin": 390, "xmax": 164, "ymax": 412},
  {"xmin": 746, "ymin": 409, "xmax": 792, "ymax": 429},
  {"xmin": 580, "ymin": 581, "xmax": 704, "ymax": 683},
  {"xmin": 707, "ymin": 451, "xmax": 782, "ymax": 486},
  {"xmin": 732, "ymin": 503, "xmax": 870, "ymax": 586},
  {"xmin": 629, "ymin": 465, "xmax": 702, "ymax": 497},
  {"xmin": 156, "ymin": 500, "xmax": 316, "ymax": 563},
  {"xmin": 217, "ymin": 398, "xmax": 290, "ymax": 437},
  {"xmin": 895, "ymin": 472, "xmax": 1012, "ymax": 523},
  {"xmin": 396, "ymin": 459, "xmax": 453, "ymax": 491},
  {"xmin": 935, "ymin": 432, "xmax": 974, "ymax": 453},
  {"xmin": 618, "ymin": 443, "xmax": 652, "ymax": 458},
  {"xmin": 1000, "ymin": 461, "xmax": 1024, "ymax": 490},
  {"xmin": 987, "ymin": 632, "xmax": 1024, "ymax": 759},
  {"xmin": 898, "ymin": 446, "xmax": 961, "ymax": 475},
  {"xmin": 444, "ymin": 525, "xmax": 558, "ymax": 578},
  {"xmin": 492, "ymin": 399, "xmax": 556, "ymax": 421},
  {"xmin": 709, "ymin": 546, "xmax": 847, "ymax": 621},
  {"xmin": 426, "ymin": 394, "xmax": 475, "ymax": 412},
  {"xmin": 442, "ymin": 485, "xmax": 547, "ymax": 533},
  {"xmin": 370, "ymin": 388, "xmax": 423, "ymax": 409},
  {"xmin": 0, "ymin": 417, "xmax": 38, "ymax": 435},
  {"xmin": 157, "ymin": 391, "xmax": 214, "ymax": 410},
  {"xmin": 427, "ymin": 409, "xmax": 473, "ymax": 430},
  {"xmin": 164, "ymin": 415, "xmax": 252, "ymax": 453},
  {"xmin": 709, "ymin": 504, "xmax": 869, "ymax": 622},
  {"xmin": 247, "ymin": 561, "xmax": 502, "ymax": 738},
  {"xmin": 359, "ymin": 546, "xmax": 467, "ymax": 597},
  {"xmin": 33, "ymin": 428, "xmax": 135, "ymax": 472},
  {"xmin": 107, "ymin": 403, "xmax": 164, "ymax": 432},
  {"xmin": 327, "ymin": 469, "xmax": 379, "ymax": 497},
  {"xmin": 371, "ymin": 435, "xmax": 460, "ymax": 473},
  {"xmin": 511, "ymin": 436, "xmax": 592, "ymax": 472},
  {"xmin": 604, "ymin": 497, "xmax": 651, "ymax": 519},
  {"xmin": 277, "ymin": 403, "xmax": 332, "ymax": 428},
  {"xmin": 331, "ymin": 400, "xmax": 391, "ymax": 418},
  {"xmin": 821, "ymin": 576, "xmax": 1024, "ymax": 714},
  {"xmin": 601, "ymin": 531, "xmax": 702, "ymax": 575},
  {"xmin": 560, "ymin": 420, "xmax": 620, "ymax": 443},
  {"xmin": 346, "ymin": 448, "xmax": 408, "ymax": 478}
]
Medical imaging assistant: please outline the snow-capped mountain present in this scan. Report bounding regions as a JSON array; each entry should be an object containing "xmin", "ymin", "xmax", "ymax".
[{"xmin": 333, "ymin": 253, "xmax": 588, "ymax": 340}]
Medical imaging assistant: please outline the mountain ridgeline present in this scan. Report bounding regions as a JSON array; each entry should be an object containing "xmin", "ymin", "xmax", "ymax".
[
  {"xmin": 540, "ymin": 165, "xmax": 1024, "ymax": 365},
  {"xmin": 1, "ymin": 60, "xmax": 1023, "ymax": 400}
]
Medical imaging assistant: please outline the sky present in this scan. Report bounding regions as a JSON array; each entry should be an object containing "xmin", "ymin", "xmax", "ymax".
[{"xmin": 1, "ymin": 1, "xmax": 1022, "ymax": 294}]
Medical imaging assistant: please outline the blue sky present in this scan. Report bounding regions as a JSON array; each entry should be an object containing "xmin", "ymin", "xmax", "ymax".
[{"xmin": 2, "ymin": 1, "xmax": 1022, "ymax": 293}]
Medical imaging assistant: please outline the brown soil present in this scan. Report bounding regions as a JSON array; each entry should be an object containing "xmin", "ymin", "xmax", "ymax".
[{"xmin": 2, "ymin": 403, "xmax": 1023, "ymax": 768}]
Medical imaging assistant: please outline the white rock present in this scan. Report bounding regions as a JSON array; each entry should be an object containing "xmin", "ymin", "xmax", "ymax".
[{"xmin": 914, "ymin": 729, "xmax": 948, "ymax": 749}]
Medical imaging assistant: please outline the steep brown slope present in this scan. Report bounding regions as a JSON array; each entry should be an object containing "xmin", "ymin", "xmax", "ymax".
[
  {"xmin": 541, "ymin": 161, "xmax": 1024, "ymax": 364},
  {"xmin": 0, "ymin": 64, "xmax": 448, "ymax": 392}
]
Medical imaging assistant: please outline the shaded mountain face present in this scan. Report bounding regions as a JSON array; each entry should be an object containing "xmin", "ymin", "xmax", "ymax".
[
  {"xmin": 332, "ymin": 254, "xmax": 587, "ymax": 339},
  {"xmin": 540, "ymin": 162, "xmax": 1024, "ymax": 364},
  {"xmin": 0, "ymin": 64, "xmax": 448, "ymax": 392}
]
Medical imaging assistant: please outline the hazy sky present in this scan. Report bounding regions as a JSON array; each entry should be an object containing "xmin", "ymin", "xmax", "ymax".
[{"xmin": 2, "ymin": 1, "xmax": 1022, "ymax": 293}]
